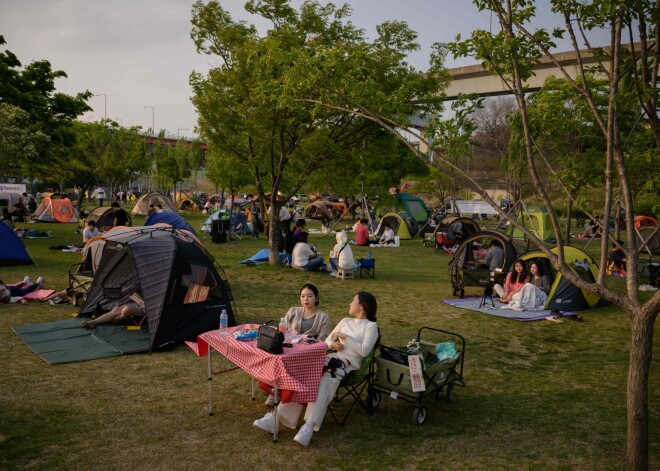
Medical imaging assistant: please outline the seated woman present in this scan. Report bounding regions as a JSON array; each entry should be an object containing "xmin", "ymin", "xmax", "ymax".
[
  {"xmin": 354, "ymin": 218, "xmax": 371, "ymax": 246},
  {"xmin": 607, "ymin": 240, "xmax": 626, "ymax": 276},
  {"xmin": 378, "ymin": 223, "xmax": 396, "ymax": 245},
  {"xmin": 291, "ymin": 232, "xmax": 328, "ymax": 272},
  {"xmin": 329, "ymin": 231, "xmax": 355, "ymax": 275},
  {"xmin": 80, "ymin": 293, "xmax": 146, "ymax": 328},
  {"xmin": 264, "ymin": 284, "xmax": 333, "ymax": 406},
  {"xmin": 0, "ymin": 276, "xmax": 43, "ymax": 302},
  {"xmin": 253, "ymin": 291, "xmax": 379, "ymax": 446},
  {"xmin": 493, "ymin": 260, "xmax": 529, "ymax": 303},
  {"xmin": 503, "ymin": 261, "xmax": 550, "ymax": 311}
]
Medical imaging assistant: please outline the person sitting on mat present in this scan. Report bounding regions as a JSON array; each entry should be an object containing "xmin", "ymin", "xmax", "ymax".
[
  {"xmin": 378, "ymin": 223, "xmax": 396, "ymax": 246},
  {"xmin": 493, "ymin": 260, "xmax": 528, "ymax": 303},
  {"xmin": 483, "ymin": 240, "xmax": 505, "ymax": 270},
  {"xmin": 253, "ymin": 291, "xmax": 379, "ymax": 446},
  {"xmin": 80, "ymin": 293, "xmax": 146, "ymax": 328},
  {"xmin": 291, "ymin": 232, "xmax": 330, "ymax": 272},
  {"xmin": 0, "ymin": 276, "xmax": 43, "ymax": 302},
  {"xmin": 502, "ymin": 261, "xmax": 551, "ymax": 311}
]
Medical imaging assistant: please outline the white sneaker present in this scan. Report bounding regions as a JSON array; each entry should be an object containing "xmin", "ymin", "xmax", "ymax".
[
  {"xmin": 264, "ymin": 394, "xmax": 278, "ymax": 407},
  {"xmin": 253, "ymin": 412, "xmax": 276, "ymax": 434},
  {"xmin": 293, "ymin": 421, "xmax": 314, "ymax": 446},
  {"xmin": 36, "ymin": 276, "xmax": 43, "ymax": 287},
  {"xmin": 329, "ymin": 271, "xmax": 337, "ymax": 277},
  {"xmin": 23, "ymin": 276, "xmax": 32, "ymax": 286}
]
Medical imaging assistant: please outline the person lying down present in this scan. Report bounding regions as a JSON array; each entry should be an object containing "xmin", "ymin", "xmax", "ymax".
[{"xmin": 81, "ymin": 293, "xmax": 146, "ymax": 329}]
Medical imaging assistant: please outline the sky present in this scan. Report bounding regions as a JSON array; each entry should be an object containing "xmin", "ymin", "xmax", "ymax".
[{"xmin": 0, "ymin": 1, "xmax": 610, "ymax": 139}]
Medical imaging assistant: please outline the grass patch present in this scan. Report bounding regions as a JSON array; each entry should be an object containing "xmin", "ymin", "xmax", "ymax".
[{"xmin": 0, "ymin": 210, "xmax": 657, "ymax": 470}]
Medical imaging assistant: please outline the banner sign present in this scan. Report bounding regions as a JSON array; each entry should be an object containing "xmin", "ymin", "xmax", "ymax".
[{"xmin": 0, "ymin": 184, "xmax": 27, "ymax": 194}]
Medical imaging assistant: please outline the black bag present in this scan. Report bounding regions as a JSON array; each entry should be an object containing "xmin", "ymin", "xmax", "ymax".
[{"xmin": 257, "ymin": 322, "xmax": 284, "ymax": 354}]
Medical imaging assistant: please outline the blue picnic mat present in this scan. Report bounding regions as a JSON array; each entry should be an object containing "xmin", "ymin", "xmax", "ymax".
[{"xmin": 441, "ymin": 297, "xmax": 575, "ymax": 322}]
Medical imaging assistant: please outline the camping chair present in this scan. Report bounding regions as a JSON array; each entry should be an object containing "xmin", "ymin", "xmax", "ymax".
[
  {"xmin": 68, "ymin": 262, "xmax": 94, "ymax": 306},
  {"xmin": 328, "ymin": 347, "xmax": 377, "ymax": 426},
  {"xmin": 230, "ymin": 222, "xmax": 245, "ymax": 240},
  {"xmin": 358, "ymin": 252, "xmax": 375, "ymax": 279}
]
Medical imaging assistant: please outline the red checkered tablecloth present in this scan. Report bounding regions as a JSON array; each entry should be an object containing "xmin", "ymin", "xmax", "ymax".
[{"xmin": 188, "ymin": 324, "xmax": 328, "ymax": 403}]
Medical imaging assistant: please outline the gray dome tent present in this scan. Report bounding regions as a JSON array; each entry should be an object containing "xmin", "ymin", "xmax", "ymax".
[{"xmin": 78, "ymin": 226, "xmax": 236, "ymax": 351}]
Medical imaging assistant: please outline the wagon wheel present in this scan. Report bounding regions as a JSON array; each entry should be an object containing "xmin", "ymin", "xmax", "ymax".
[
  {"xmin": 412, "ymin": 405, "xmax": 427, "ymax": 425},
  {"xmin": 445, "ymin": 382, "xmax": 455, "ymax": 403},
  {"xmin": 367, "ymin": 390, "xmax": 381, "ymax": 413}
]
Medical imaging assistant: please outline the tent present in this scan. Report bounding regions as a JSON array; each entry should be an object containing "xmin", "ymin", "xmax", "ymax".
[
  {"xmin": 435, "ymin": 216, "xmax": 480, "ymax": 248},
  {"xmin": 518, "ymin": 246, "xmax": 602, "ymax": 311},
  {"xmin": 132, "ymin": 191, "xmax": 177, "ymax": 216},
  {"xmin": 145, "ymin": 211, "xmax": 196, "ymax": 235},
  {"xmin": 78, "ymin": 226, "xmax": 236, "ymax": 351},
  {"xmin": 178, "ymin": 196, "xmax": 204, "ymax": 212},
  {"xmin": 200, "ymin": 209, "xmax": 248, "ymax": 234},
  {"xmin": 376, "ymin": 212, "xmax": 419, "ymax": 240},
  {"xmin": 449, "ymin": 230, "xmax": 518, "ymax": 297},
  {"xmin": 634, "ymin": 215, "xmax": 658, "ymax": 228},
  {"xmin": 0, "ymin": 192, "xmax": 22, "ymax": 212},
  {"xmin": 305, "ymin": 200, "xmax": 334, "ymax": 220},
  {"xmin": 512, "ymin": 206, "xmax": 555, "ymax": 241},
  {"xmin": 86, "ymin": 206, "xmax": 132, "ymax": 231},
  {"xmin": 377, "ymin": 193, "xmax": 431, "ymax": 223},
  {"xmin": 0, "ymin": 222, "xmax": 34, "ymax": 266},
  {"xmin": 31, "ymin": 197, "xmax": 79, "ymax": 223}
]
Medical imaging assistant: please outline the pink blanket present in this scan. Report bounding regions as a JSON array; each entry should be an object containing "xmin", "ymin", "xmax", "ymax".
[{"xmin": 23, "ymin": 289, "xmax": 57, "ymax": 301}]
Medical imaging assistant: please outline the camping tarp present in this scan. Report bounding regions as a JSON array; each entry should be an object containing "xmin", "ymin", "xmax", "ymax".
[
  {"xmin": 12, "ymin": 318, "xmax": 149, "ymax": 364},
  {"xmin": 0, "ymin": 222, "xmax": 34, "ymax": 266},
  {"xmin": 452, "ymin": 200, "xmax": 500, "ymax": 216}
]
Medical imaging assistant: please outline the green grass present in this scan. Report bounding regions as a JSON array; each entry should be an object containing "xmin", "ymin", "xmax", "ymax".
[{"xmin": 0, "ymin": 210, "xmax": 658, "ymax": 470}]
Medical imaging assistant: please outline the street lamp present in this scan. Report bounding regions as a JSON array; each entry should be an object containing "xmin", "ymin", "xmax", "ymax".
[
  {"xmin": 95, "ymin": 94, "xmax": 107, "ymax": 121},
  {"xmin": 177, "ymin": 128, "xmax": 189, "ymax": 139},
  {"xmin": 144, "ymin": 106, "xmax": 155, "ymax": 135}
]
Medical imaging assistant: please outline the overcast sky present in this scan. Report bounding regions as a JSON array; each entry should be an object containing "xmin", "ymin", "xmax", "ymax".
[{"xmin": 1, "ymin": 1, "xmax": 610, "ymax": 138}]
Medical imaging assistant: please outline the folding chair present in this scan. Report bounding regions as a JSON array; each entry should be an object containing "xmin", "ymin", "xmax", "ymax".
[
  {"xmin": 328, "ymin": 347, "xmax": 377, "ymax": 426},
  {"xmin": 358, "ymin": 252, "xmax": 375, "ymax": 279}
]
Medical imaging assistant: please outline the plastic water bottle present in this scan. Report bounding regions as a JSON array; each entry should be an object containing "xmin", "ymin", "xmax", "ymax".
[
  {"xmin": 219, "ymin": 309, "xmax": 228, "ymax": 336},
  {"xmin": 278, "ymin": 318, "xmax": 287, "ymax": 334}
]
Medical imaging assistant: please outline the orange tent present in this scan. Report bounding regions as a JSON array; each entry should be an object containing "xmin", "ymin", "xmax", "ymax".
[
  {"xmin": 634, "ymin": 215, "xmax": 658, "ymax": 228},
  {"xmin": 31, "ymin": 197, "xmax": 79, "ymax": 223}
]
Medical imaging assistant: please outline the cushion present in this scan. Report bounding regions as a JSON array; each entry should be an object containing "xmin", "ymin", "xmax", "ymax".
[{"xmin": 184, "ymin": 282, "xmax": 209, "ymax": 304}]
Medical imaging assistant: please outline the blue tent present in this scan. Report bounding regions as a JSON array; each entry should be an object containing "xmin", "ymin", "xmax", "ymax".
[
  {"xmin": 145, "ymin": 212, "xmax": 197, "ymax": 235},
  {"xmin": 240, "ymin": 249, "xmax": 290, "ymax": 265},
  {"xmin": 0, "ymin": 223, "xmax": 34, "ymax": 266}
]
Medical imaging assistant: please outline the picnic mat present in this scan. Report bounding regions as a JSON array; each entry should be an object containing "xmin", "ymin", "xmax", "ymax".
[
  {"xmin": 12, "ymin": 318, "xmax": 150, "ymax": 364},
  {"xmin": 442, "ymin": 297, "xmax": 575, "ymax": 322}
]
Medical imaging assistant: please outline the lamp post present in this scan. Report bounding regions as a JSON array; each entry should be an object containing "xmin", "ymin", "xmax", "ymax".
[
  {"xmin": 177, "ymin": 128, "xmax": 189, "ymax": 139},
  {"xmin": 95, "ymin": 94, "xmax": 107, "ymax": 121},
  {"xmin": 144, "ymin": 106, "xmax": 155, "ymax": 135}
]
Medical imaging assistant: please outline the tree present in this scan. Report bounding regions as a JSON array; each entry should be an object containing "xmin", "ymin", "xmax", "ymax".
[
  {"xmin": 447, "ymin": 2, "xmax": 659, "ymax": 468},
  {"xmin": 190, "ymin": 0, "xmax": 445, "ymax": 263},
  {"xmin": 302, "ymin": 1, "xmax": 657, "ymax": 468},
  {"xmin": 0, "ymin": 35, "xmax": 91, "ymax": 182},
  {"xmin": 0, "ymin": 103, "xmax": 50, "ymax": 179}
]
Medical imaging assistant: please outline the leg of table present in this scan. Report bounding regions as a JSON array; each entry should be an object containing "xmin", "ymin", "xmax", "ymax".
[
  {"xmin": 207, "ymin": 352, "xmax": 214, "ymax": 416},
  {"xmin": 272, "ymin": 388, "xmax": 279, "ymax": 442}
]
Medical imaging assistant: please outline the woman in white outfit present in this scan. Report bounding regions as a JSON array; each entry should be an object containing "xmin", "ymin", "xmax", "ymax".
[
  {"xmin": 329, "ymin": 231, "xmax": 355, "ymax": 275},
  {"xmin": 253, "ymin": 291, "xmax": 379, "ymax": 446}
]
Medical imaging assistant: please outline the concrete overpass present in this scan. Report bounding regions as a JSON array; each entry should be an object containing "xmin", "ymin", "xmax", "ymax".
[{"xmin": 444, "ymin": 42, "xmax": 645, "ymax": 99}]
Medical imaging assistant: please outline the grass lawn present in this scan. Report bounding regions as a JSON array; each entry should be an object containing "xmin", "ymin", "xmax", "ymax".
[{"xmin": 0, "ymin": 209, "xmax": 658, "ymax": 470}]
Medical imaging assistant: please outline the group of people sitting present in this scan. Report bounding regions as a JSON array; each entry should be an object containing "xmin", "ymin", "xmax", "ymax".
[
  {"xmin": 493, "ymin": 260, "xmax": 551, "ymax": 311},
  {"xmin": 253, "ymin": 284, "xmax": 379, "ymax": 446}
]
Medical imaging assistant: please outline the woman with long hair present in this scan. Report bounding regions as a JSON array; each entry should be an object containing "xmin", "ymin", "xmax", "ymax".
[
  {"xmin": 254, "ymin": 291, "xmax": 379, "ymax": 446},
  {"xmin": 494, "ymin": 260, "xmax": 528, "ymax": 303}
]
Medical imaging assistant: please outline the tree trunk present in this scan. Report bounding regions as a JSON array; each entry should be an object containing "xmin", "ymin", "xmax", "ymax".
[
  {"xmin": 269, "ymin": 195, "xmax": 281, "ymax": 265},
  {"xmin": 626, "ymin": 311, "xmax": 654, "ymax": 471},
  {"xmin": 565, "ymin": 198, "xmax": 573, "ymax": 246}
]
